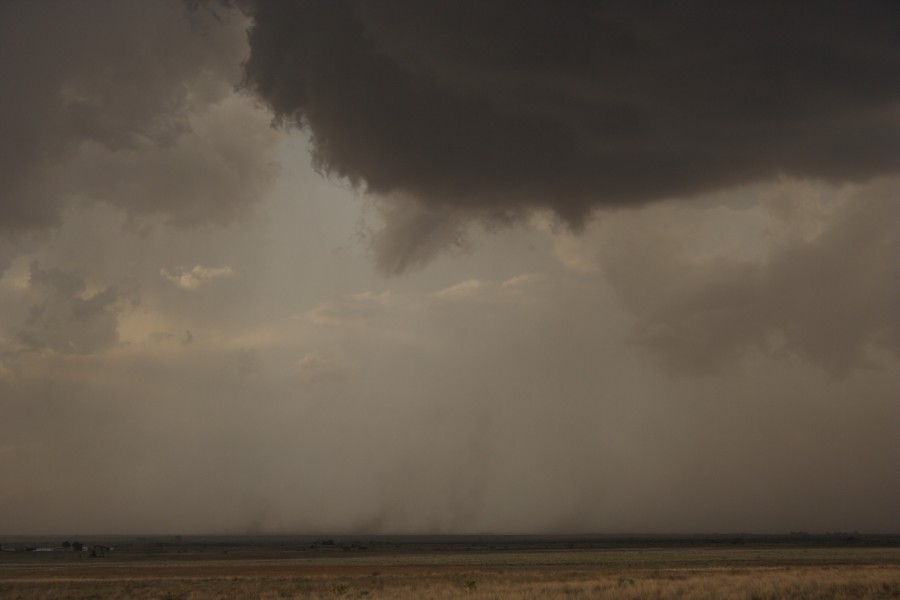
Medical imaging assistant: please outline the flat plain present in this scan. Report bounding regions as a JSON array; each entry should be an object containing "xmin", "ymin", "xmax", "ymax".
[{"xmin": 2, "ymin": 535, "xmax": 899, "ymax": 599}]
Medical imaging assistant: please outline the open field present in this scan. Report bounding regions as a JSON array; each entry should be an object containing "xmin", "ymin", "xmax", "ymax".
[{"xmin": 2, "ymin": 536, "xmax": 899, "ymax": 599}]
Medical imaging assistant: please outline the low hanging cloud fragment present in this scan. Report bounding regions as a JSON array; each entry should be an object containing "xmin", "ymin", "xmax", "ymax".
[{"xmin": 231, "ymin": 0, "xmax": 900, "ymax": 268}]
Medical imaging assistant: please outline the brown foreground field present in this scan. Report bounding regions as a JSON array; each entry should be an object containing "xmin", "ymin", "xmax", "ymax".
[{"xmin": 2, "ymin": 537, "xmax": 899, "ymax": 599}]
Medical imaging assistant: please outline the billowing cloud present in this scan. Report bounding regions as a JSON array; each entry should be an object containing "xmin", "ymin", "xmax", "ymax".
[
  {"xmin": 13, "ymin": 262, "xmax": 137, "ymax": 356},
  {"xmin": 596, "ymin": 178, "xmax": 900, "ymax": 376},
  {"xmin": 232, "ymin": 0, "xmax": 900, "ymax": 268},
  {"xmin": 161, "ymin": 265, "xmax": 234, "ymax": 290},
  {"xmin": 0, "ymin": 0, "xmax": 280, "ymax": 237}
]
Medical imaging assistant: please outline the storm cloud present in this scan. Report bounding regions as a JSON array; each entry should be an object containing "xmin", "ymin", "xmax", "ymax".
[
  {"xmin": 1, "ymin": 0, "xmax": 899, "ymax": 537},
  {"xmin": 223, "ymin": 0, "xmax": 900, "ymax": 375},
  {"xmin": 233, "ymin": 0, "xmax": 900, "ymax": 260},
  {"xmin": 0, "ymin": 0, "xmax": 280, "ymax": 236}
]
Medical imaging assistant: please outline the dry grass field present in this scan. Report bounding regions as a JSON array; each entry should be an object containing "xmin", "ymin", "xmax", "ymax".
[{"xmin": 2, "ymin": 538, "xmax": 899, "ymax": 599}]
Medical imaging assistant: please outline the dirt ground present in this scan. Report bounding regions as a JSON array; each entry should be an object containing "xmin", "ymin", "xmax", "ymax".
[{"xmin": 2, "ymin": 537, "xmax": 899, "ymax": 599}]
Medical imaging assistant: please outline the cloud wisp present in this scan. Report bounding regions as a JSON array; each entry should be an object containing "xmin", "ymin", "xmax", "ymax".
[{"xmin": 161, "ymin": 265, "xmax": 234, "ymax": 291}]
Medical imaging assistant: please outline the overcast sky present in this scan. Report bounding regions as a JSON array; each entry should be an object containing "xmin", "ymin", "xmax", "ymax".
[{"xmin": 1, "ymin": 0, "xmax": 898, "ymax": 535}]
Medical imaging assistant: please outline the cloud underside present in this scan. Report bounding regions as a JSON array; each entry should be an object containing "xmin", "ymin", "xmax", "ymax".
[
  {"xmin": 225, "ymin": 0, "xmax": 900, "ymax": 376},
  {"xmin": 234, "ymin": 0, "xmax": 900, "ymax": 270}
]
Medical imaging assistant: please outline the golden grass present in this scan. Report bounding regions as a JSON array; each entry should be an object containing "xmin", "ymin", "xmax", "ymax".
[{"xmin": 2, "ymin": 548, "xmax": 899, "ymax": 599}]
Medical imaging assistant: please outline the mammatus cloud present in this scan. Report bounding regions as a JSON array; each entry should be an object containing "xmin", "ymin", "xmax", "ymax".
[
  {"xmin": 228, "ymin": 0, "xmax": 900, "ymax": 269},
  {"xmin": 161, "ymin": 265, "xmax": 234, "ymax": 290},
  {"xmin": 0, "ymin": 0, "xmax": 280, "ymax": 239}
]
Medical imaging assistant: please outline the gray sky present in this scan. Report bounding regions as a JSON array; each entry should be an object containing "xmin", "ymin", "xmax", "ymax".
[{"xmin": 1, "ymin": 0, "xmax": 898, "ymax": 535}]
